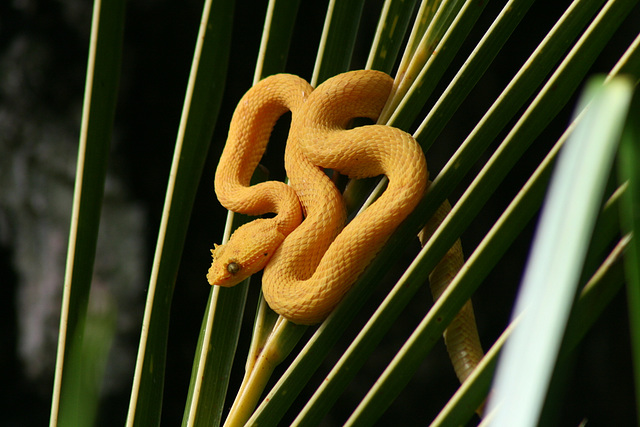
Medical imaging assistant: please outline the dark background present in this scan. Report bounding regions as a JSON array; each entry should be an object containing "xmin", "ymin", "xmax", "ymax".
[{"xmin": 0, "ymin": 0, "xmax": 638, "ymax": 425}]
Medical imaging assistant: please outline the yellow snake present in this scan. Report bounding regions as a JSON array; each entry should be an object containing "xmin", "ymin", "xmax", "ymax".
[{"xmin": 207, "ymin": 70, "xmax": 483, "ymax": 388}]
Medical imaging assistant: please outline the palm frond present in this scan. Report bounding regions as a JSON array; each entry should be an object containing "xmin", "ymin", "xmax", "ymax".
[{"xmin": 49, "ymin": 0, "xmax": 640, "ymax": 425}]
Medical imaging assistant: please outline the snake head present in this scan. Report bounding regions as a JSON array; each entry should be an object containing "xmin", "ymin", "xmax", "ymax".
[{"xmin": 207, "ymin": 219, "xmax": 285, "ymax": 287}]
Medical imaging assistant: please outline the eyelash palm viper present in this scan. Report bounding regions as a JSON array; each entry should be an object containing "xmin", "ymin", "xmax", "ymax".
[{"xmin": 207, "ymin": 70, "xmax": 483, "ymax": 391}]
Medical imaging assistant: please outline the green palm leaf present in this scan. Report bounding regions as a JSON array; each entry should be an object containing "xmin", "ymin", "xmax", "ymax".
[{"xmin": 50, "ymin": 1, "xmax": 125, "ymax": 425}]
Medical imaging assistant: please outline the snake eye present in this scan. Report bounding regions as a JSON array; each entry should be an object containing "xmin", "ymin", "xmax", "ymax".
[{"xmin": 227, "ymin": 262, "xmax": 240, "ymax": 275}]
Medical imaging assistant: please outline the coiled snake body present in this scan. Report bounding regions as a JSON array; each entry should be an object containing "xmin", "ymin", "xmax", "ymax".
[
  {"xmin": 208, "ymin": 70, "xmax": 482, "ymax": 388},
  {"xmin": 208, "ymin": 70, "xmax": 427, "ymax": 324}
]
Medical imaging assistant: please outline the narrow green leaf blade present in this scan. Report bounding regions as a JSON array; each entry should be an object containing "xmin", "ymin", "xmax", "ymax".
[
  {"xmin": 366, "ymin": 0, "xmax": 418, "ymax": 73},
  {"xmin": 51, "ymin": 0, "xmax": 125, "ymax": 424},
  {"xmin": 486, "ymin": 76, "xmax": 634, "ymax": 427},
  {"xmin": 126, "ymin": 0, "xmax": 233, "ymax": 425},
  {"xmin": 617, "ymin": 87, "xmax": 640, "ymax": 426},
  {"xmin": 312, "ymin": 0, "xmax": 366, "ymax": 85},
  {"xmin": 433, "ymin": 234, "xmax": 628, "ymax": 426},
  {"xmin": 57, "ymin": 291, "xmax": 118, "ymax": 427},
  {"xmin": 183, "ymin": 268, "xmax": 249, "ymax": 426},
  {"xmin": 254, "ymin": 0, "xmax": 301, "ymax": 79}
]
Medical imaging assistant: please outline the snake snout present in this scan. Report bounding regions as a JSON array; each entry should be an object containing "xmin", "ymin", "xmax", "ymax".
[{"xmin": 207, "ymin": 219, "xmax": 287, "ymax": 288}]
